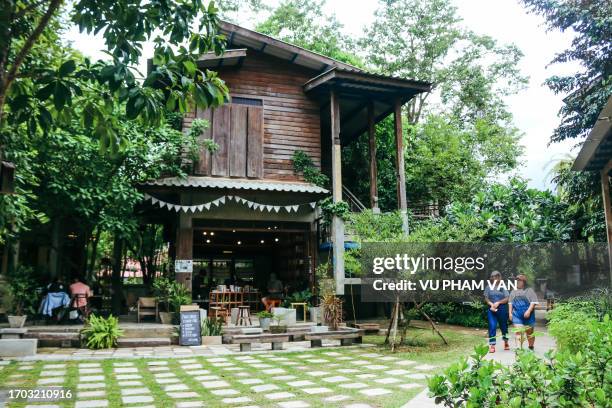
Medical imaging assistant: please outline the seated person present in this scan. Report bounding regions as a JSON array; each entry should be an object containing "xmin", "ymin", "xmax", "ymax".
[
  {"xmin": 69, "ymin": 276, "xmax": 93, "ymax": 318},
  {"xmin": 39, "ymin": 277, "xmax": 70, "ymax": 318},
  {"xmin": 261, "ymin": 273, "xmax": 284, "ymax": 311}
]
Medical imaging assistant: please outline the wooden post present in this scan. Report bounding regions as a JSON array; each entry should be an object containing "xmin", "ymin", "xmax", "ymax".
[
  {"xmin": 176, "ymin": 196, "xmax": 194, "ymax": 292},
  {"xmin": 394, "ymin": 98, "xmax": 409, "ymax": 234},
  {"xmin": 600, "ymin": 160, "xmax": 612, "ymax": 286},
  {"xmin": 368, "ymin": 101, "xmax": 379, "ymax": 212},
  {"xmin": 330, "ymin": 90, "xmax": 345, "ymax": 295}
]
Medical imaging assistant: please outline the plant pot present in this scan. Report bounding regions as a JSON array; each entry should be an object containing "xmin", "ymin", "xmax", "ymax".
[
  {"xmin": 7, "ymin": 315, "xmax": 27, "ymax": 328},
  {"xmin": 270, "ymin": 325, "xmax": 287, "ymax": 334},
  {"xmin": 201, "ymin": 335, "xmax": 222, "ymax": 345},
  {"xmin": 259, "ymin": 317, "xmax": 271, "ymax": 330},
  {"xmin": 159, "ymin": 312, "xmax": 174, "ymax": 325},
  {"xmin": 309, "ymin": 306, "xmax": 320, "ymax": 324}
]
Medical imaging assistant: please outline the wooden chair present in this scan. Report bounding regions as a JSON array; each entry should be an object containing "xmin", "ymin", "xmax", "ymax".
[{"xmin": 137, "ymin": 297, "xmax": 158, "ymax": 323}]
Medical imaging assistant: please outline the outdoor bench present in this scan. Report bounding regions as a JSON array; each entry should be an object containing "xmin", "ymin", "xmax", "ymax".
[
  {"xmin": 227, "ymin": 333, "xmax": 291, "ymax": 352},
  {"xmin": 304, "ymin": 328, "xmax": 364, "ymax": 348}
]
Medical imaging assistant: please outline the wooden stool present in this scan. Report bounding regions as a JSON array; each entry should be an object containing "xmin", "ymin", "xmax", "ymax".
[
  {"xmin": 237, "ymin": 306, "xmax": 252, "ymax": 326},
  {"xmin": 290, "ymin": 302, "xmax": 308, "ymax": 323}
]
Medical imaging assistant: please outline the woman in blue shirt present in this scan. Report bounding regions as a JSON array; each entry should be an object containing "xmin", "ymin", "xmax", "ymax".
[
  {"xmin": 509, "ymin": 274, "xmax": 538, "ymax": 350},
  {"xmin": 484, "ymin": 271, "xmax": 510, "ymax": 353}
]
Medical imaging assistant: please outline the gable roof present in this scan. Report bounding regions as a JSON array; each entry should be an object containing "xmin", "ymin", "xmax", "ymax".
[
  {"xmin": 219, "ymin": 21, "xmax": 362, "ymax": 73},
  {"xmin": 573, "ymin": 95, "xmax": 612, "ymax": 172}
]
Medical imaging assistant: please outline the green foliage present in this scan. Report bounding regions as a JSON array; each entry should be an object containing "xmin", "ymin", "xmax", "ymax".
[
  {"xmin": 429, "ymin": 314, "xmax": 612, "ymax": 407},
  {"xmin": 81, "ymin": 314, "xmax": 123, "ymax": 349},
  {"xmin": 1, "ymin": 0, "xmax": 229, "ymax": 150},
  {"xmin": 421, "ymin": 302, "xmax": 488, "ymax": 329},
  {"xmin": 291, "ymin": 150, "xmax": 329, "ymax": 188},
  {"xmin": 521, "ymin": 0, "xmax": 612, "ymax": 142},
  {"xmin": 256, "ymin": 310, "xmax": 274, "ymax": 318},
  {"xmin": 315, "ymin": 262, "xmax": 335, "ymax": 297},
  {"xmin": 548, "ymin": 290, "xmax": 612, "ymax": 353},
  {"xmin": 5, "ymin": 265, "xmax": 38, "ymax": 316},
  {"xmin": 153, "ymin": 277, "xmax": 191, "ymax": 313},
  {"xmin": 255, "ymin": 0, "xmax": 363, "ymax": 67},
  {"xmin": 347, "ymin": 210, "xmax": 405, "ymax": 241},
  {"xmin": 283, "ymin": 289, "xmax": 313, "ymax": 307},
  {"xmin": 201, "ymin": 318, "xmax": 223, "ymax": 336},
  {"xmin": 344, "ymin": 249, "xmax": 362, "ymax": 278},
  {"xmin": 319, "ymin": 197, "xmax": 350, "ymax": 223}
]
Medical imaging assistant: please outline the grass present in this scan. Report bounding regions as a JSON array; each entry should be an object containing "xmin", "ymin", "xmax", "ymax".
[{"xmin": 0, "ymin": 326, "xmax": 482, "ymax": 408}]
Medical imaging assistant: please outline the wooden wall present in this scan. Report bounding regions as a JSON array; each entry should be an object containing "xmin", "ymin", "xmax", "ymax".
[{"xmin": 183, "ymin": 50, "xmax": 322, "ymax": 182}]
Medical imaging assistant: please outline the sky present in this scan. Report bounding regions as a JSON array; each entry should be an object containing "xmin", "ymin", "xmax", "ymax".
[{"xmin": 66, "ymin": 0, "xmax": 581, "ymax": 190}]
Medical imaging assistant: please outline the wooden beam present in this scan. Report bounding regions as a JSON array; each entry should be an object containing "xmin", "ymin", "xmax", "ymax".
[
  {"xmin": 601, "ymin": 160, "xmax": 612, "ymax": 286},
  {"xmin": 394, "ymin": 98, "xmax": 409, "ymax": 234},
  {"xmin": 368, "ymin": 101, "xmax": 379, "ymax": 211},
  {"xmin": 330, "ymin": 89, "xmax": 345, "ymax": 295}
]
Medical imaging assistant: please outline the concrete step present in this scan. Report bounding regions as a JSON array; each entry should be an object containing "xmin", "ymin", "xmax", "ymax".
[
  {"xmin": 117, "ymin": 337, "xmax": 171, "ymax": 348},
  {"xmin": 25, "ymin": 331, "xmax": 80, "ymax": 348},
  {"xmin": 120, "ymin": 324, "xmax": 176, "ymax": 339}
]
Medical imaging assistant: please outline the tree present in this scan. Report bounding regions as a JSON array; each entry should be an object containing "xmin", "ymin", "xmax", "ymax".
[
  {"xmin": 0, "ymin": 0, "xmax": 229, "ymax": 150},
  {"xmin": 362, "ymin": 0, "xmax": 527, "ymax": 126},
  {"xmin": 255, "ymin": 0, "xmax": 364, "ymax": 67},
  {"xmin": 521, "ymin": 0, "xmax": 612, "ymax": 143}
]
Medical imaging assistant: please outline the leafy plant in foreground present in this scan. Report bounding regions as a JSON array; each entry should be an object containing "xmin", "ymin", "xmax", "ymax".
[{"xmin": 81, "ymin": 314, "xmax": 123, "ymax": 349}]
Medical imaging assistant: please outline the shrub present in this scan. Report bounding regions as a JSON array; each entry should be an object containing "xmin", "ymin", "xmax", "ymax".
[
  {"xmin": 428, "ymin": 314, "xmax": 612, "ymax": 407},
  {"xmin": 422, "ymin": 302, "xmax": 488, "ymax": 328},
  {"xmin": 201, "ymin": 318, "xmax": 223, "ymax": 337},
  {"xmin": 548, "ymin": 290, "xmax": 612, "ymax": 353},
  {"xmin": 81, "ymin": 314, "xmax": 123, "ymax": 349},
  {"xmin": 256, "ymin": 311, "xmax": 273, "ymax": 319}
]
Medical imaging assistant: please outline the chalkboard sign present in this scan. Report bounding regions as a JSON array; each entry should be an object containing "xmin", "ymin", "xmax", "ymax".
[{"xmin": 179, "ymin": 310, "xmax": 202, "ymax": 346}]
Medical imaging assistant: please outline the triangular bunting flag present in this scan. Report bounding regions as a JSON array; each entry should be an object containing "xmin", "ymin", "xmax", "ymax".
[
  {"xmin": 219, "ymin": 196, "xmax": 226, "ymax": 204},
  {"xmin": 197, "ymin": 204, "xmax": 204, "ymax": 212},
  {"xmin": 227, "ymin": 195, "xmax": 234, "ymax": 201},
  {"xmin": 310, "ymin": 202, "xmax": 317, "ymax": 209},
  {"xmin": 247, "ymin": 201, "xmax": 254, "ymax": 209},
  {"xmin": 159, "ymin": 201, "xmax": 167, "ymax": 209},
  {"xmin": 204, "ymin": 203, "xmax": 211, "ymax": 210},
  {"xmin": 273, "ymin": 206, "xmax": 280, "ymax": 213},
  {"xmin": 266, "ymin": 205, "xmax": 273, "ymax": 212},
  {"xmin": 292, "ymin": 205, "xmax": 299, "ymax": 212}
]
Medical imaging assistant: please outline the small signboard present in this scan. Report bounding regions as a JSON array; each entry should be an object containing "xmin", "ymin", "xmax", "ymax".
[
  {"xmin": 175, "ymin": 259, "xmax": 193, "ymax": 273},
  {"xmin": 179, "ymin": 308, "xmax": 201, "ymax": 346}
]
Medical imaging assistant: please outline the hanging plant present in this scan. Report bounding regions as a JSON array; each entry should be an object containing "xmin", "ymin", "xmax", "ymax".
[
  {"xmin": 320, "ymin": 196, "xmax": 350, "ymax": 222},
  {"xmin": 292, "ymin": 151, "xmax": 329, "ymax": 188}
]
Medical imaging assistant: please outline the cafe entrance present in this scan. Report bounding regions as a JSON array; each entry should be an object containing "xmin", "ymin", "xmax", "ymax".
[{"xmin": 190, "ymin": 220, "xmax": 314, "ymax": 308}]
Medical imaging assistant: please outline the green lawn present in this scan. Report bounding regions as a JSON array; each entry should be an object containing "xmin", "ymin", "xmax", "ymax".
[{"xmin": 0, "ymin": 327, "xmax": 481, "ymax": 408}]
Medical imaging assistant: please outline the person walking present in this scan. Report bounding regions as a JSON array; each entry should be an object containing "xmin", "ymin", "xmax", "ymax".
[
  {"xmin": 484, "ymin": 271, "xmax": 510, "ymax": 353},
  {"xmin": 509, "ymin": 274, "xmax": 538, "ymax": 350}
]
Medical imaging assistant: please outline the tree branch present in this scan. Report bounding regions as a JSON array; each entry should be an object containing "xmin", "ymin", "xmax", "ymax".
[{"xmin": 4, "ymin": 0, "xmax": 63, "ymax": 92}]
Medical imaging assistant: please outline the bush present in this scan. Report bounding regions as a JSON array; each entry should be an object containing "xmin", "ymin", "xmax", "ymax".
[
  {"xmin": 548, "ymin": 289, "xmax": 612, "ymax": 353},
  {"xmin": 429, "ymin": 314, "xmax": 612, "ymax": 407},
  {"xmin": 201, "ymin": 318, "xmax": 223, "ymax": 336},
  {"xmin": 81, "ymin": 314, "xmax": 123, "ymax": 349},
  {"xmin": 4, "ymin": 265, "xmax": 38, "ymax": 316},
  {"xmin": 422, "ymin": 302, "xmax": 488, "ymax": 328}
]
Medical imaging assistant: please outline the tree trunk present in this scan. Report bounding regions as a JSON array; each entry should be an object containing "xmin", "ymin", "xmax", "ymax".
[{"xmin": 111, "ymin": 235, "xmax": 124, "ymax": 316}]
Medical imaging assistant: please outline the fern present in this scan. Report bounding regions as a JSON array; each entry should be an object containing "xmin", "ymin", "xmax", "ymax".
[{"xmin": 81, "ymin": 314, "xmax": 124, "ymax": 349}]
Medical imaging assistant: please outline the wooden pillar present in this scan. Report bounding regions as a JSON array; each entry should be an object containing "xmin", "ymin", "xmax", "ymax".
[
  {"xmin": 394, "ymin": 98, "xmax": 409, "ymax": 234},
  {"xmin": 176, "ymin": 203, "xmax": 194, "ymax": 291},
  {"xmin": 330, "ymin": 90, "xmax": 345, "ymax": 295},
  {"xmin": 600, "ymin": 160, "xmax": 612, "ymax": 286},
  {"xmin": 368, "ymin": 101, "xmax": 379, "ymax": 212}
]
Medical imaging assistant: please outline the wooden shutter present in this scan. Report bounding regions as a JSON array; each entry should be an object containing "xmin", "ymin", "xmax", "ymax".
[
  {"xmin": 211, "ymin": 105, "xmax": 230, "ymax": 176},
  {"xmin": 247, "ymin": 106, "xmax": 263, "ymax": 178},
  {"xmin": 195, "ymin": 107, "xmax": 212, "ymax": 175},
  {"xmin": 229, "ymin": 105, "xmax": 248, "ymax": 177},
  {"xmin": 195, "ymin": 101, "xmax": 263, "ymax": 178}
]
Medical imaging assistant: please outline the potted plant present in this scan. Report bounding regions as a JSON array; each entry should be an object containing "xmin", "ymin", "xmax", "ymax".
[
  {"xmin": 154, "ymin": 277, "xmax": 190, "ymax": 324},
  {"xmin": 256, "ymin": 310, "xmax": 273, "ymax": 330},
  {"xmin": 270, "ymin": 311, "xmax": 288, "ymax": 334},
  {"xmin": 201, "ymin": 317, "xmax": 223, "ymax": 345},
  {"xmin": 321, "ymin": 293, "xmax": 343, "ymax": 331},
  {"xmin": 282, "ymin": 289, "xmax": 312, "ymax": 320},
  {"xmin": 80, "ymin": 314, "xmax": 124, "ymax": 349},
  {"xmin": 5, "ymin": 266, "xmax": 37, "ymax": 328}
]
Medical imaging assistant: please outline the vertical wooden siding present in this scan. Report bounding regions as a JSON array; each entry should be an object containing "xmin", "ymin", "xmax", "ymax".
[{"xmin": 184, "ymin": 50, "xmax": 321, "ymax": 182}]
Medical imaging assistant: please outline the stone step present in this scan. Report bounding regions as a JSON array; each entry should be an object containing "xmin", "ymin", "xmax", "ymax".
[
  {"xmin": 116, "ymin": 337, "xmax": 171, "ymax": 348},
  {"xmin": 120, "ymin": 326, "xmax": 175, "ymax": 339},
  {"xmin": 25, "ymin": 331, "xmax": 80, "ymax": 348}
]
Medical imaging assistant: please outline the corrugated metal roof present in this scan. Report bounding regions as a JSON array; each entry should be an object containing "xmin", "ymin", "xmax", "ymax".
[{"xmin": 144, "ymin": 177, "xmax": 329, "ymax": 194}]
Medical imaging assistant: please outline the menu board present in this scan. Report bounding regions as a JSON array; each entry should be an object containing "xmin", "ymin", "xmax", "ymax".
[{"xmin": 179, "ymin": 310, "xmax": 201, "ymax": 346}]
